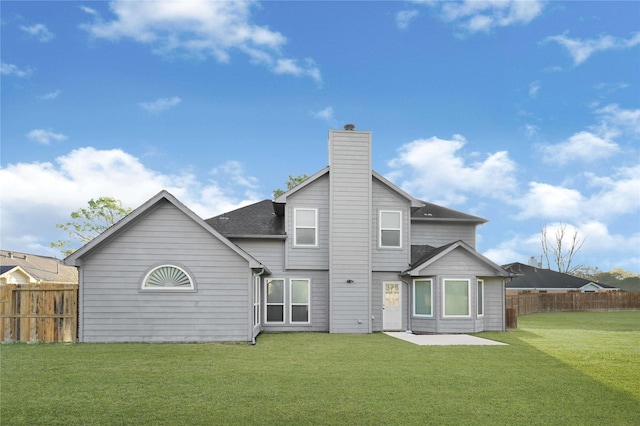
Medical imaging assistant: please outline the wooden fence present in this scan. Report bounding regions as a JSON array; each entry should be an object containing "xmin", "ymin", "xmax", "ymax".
[
  {"xmin": 506, "ymin": 292, "xmax": 640, "ymax": 317},
  {"xmin": 0, "ymin": 283, "xmax": 77, "ymax": 343}
]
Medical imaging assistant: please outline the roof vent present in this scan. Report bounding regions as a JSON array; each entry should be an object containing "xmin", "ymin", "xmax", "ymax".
[{"xmin": 344, "ymin": 124, "xmax": 355, "ymax": 131}]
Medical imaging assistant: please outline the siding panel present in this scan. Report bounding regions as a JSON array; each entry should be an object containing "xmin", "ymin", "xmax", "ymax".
[{"xmin": 80, "ymin": 200, "xmax": 252, "ymax": 343}]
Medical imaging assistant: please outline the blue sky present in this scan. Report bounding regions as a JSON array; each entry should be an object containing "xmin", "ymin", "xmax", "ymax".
[{"xmin": 1, "ymin": 1, "xmax": 639, "ymax": 272}]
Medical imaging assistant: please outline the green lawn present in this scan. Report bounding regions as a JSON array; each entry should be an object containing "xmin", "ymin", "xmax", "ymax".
[{"xmin": 2, "ymin": 311, "xmax": 639, "ymax": 425}]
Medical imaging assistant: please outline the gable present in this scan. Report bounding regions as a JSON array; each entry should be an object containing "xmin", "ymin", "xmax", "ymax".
[
  {"xmin": 405, "ymin": 241, "xmax": 509, "ymax": 277},
  {"xmin": 413, "ymin": 246, "xmax": 497, "ymax": 276},
  {"xmin": 66, "ymin": 191, "xmax": 264, "ymax": 270}
]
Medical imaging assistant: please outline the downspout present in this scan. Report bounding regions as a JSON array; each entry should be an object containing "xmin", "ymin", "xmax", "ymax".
[{"xmin": 250, "ymin": 266, "xmax": 266, "ymax": 345}]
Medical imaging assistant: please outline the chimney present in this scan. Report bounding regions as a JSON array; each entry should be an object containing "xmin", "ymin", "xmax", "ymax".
[{"xmin": 327, "ymin": 125, "xmax": 372, "ymax": 333}]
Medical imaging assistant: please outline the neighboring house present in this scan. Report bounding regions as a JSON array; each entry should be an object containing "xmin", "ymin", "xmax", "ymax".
[
  {"xmin": 65, "ymin": 126, "xmax": 512, "ymax": 343},
  {"xmin": 503, "ymin": 262, "xmax": 619, "ymax": 294},
  {"xmin": 1, "ymin": 250, "xmax": 77, "ymax": 285}
]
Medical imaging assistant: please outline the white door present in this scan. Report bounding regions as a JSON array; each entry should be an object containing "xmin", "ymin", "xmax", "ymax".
[{"xmin": 383, "ymin": 282, "xmax": 402, "ymax": 330}]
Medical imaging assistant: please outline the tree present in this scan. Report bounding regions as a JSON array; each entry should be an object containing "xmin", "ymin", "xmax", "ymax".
[
  {"xmin": 273, "ymin": 174, "xmax": 309, "ymax": 198},
  {"xmin": 51, "ymin": 197, "xmax": 132, "ymax": 256},
  {"xmin": 540, "ymin": 223, "xmax": 585, "ymax": 273}
]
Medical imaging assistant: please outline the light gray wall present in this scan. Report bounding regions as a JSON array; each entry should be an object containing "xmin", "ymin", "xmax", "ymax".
[
  {"xmin": 411, "ymin": 222, "xmax": 477, "ymax": 249},
  {"xmin": 79, "ymin": 200, "xmax": 252, "ymax": 343},
  {"xmin": 372, "ymin": 179, "xmax": 411, "ymax": 272},
  {"xmin": 408, "ymin": 247, "xmax": 505, "ymax": 333},
  {"xmin": 481, "ymin": 277, "xmax": 505, "ymax": 331},
  {"xmin": 285, "ymin": 174, "xmax": 330, "ymax": 270},
  {"xmin": 329, "ymin": 129, "xmax": 372, "ymax": 333},
  {"xmin": 235, "ymin": 239, "xmax": 330, "ymax": 332}
]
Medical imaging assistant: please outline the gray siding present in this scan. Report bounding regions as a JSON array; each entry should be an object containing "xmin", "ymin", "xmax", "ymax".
[
  {"xmin": 329, "ymin": 130, "xmax": 372, "ymax": 333},
  {"xmin": 285, "ymin": 175, "xmax": 330, "ymax": 270},
  {"xmin": 482, "ymin": 277, "xmax": 505, "ymax": 331},
  {"xmin": 411, "ymin": 222, "xmax": 477, "ymax": 249},
  {"xmin": 372, "ymin": 179, "xmax": 411, "ymax": 271},
  {"xmin": 235, "ymin": 239, "xmax": 330, "ymax": 332},
  {"xmin": 79, "ymin": 201, "xmax": 252, "ymax": 343},
  {"xmin": 408, "ymin": 247, "xmax": 504, "ymax": 333}
]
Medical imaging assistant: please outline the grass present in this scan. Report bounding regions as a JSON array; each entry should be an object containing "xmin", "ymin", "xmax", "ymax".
[{"xmin": 1, "ymin": 311, "xmax": 639, "ymax": 425}]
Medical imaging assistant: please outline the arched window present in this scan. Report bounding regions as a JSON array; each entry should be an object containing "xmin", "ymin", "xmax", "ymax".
[{"xmin": 141, "ymin": 265, "xmax": 194, "ymax": 291}]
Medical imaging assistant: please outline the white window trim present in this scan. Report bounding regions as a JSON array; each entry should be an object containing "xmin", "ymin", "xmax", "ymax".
[
  {"xmin": 379, "ymin": 210, "xmax": 402, "ymax": 248},
  {"xmin": 293, "ymin": 208, "xmax": 318, "ymax": 247},
  {"xmin": 477, "ymin": 279, "xmax": 484, "ymax": 317},
  {"xmin": 412, "ymin": 278, "xmax": 433, "ymax": 317},
  {"xmin": 442, "ymin": 278, "xmax": 471, "ymax": 318},
  {"xmin": 289, "ymin": 278, "xmax": 311, "ymax": 324},
  {"xmin": 140, "ymin": 264, "xmax": 195, "ymax": 292},
  {"xmin": 265, "ymin": 278, "xmax": 285, "ymax": 324}
]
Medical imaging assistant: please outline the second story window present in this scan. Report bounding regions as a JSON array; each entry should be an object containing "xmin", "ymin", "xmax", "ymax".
[
  {"xmin": 294, "ymin": 208, "xmax": 317, "ymax": 246},
  {"xmin": 379, "ymin": 210, "xmax": 401, "ymax": 248}
]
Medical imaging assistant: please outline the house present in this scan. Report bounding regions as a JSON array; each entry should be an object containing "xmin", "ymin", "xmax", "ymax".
[
  {"xmin": 503, "ymin": 262, "xmax": 619, "ymax": 294},
  {"xmin": 65, "ymin": 126, "xmax": 511, "ymax": 343},
  {"xmin": 1, "ymin": 250, "xmax": 77, "ymax": 285}
]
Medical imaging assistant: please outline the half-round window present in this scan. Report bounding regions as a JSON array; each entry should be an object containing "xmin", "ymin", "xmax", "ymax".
[{"xmin": 142, "ymin": 265, "xmax": 194, "ymax": 290}]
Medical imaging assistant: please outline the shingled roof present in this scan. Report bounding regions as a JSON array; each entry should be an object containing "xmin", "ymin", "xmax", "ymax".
[
  {"xmin": 503, "ymin": 262, "xmax": 617, "ymax": 290},
  {"xmin": 411, "ymin": 201, "xmax": 487, "ymax": 223},
  {"xmin": 1, "ymin": 250, "xmax": 78, "ymax": 283},
  {"xmin": 206, "ymin": 200, "xmax": 285, "ymax": 238}
]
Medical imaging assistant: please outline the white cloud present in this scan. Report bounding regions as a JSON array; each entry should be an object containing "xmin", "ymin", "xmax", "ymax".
[
  {"xmin": 539, "ymin": 131, "xmax": 619, "ymax": 165},
  {"xmin": 594, "ymin": 104, "xmax": 640, "ymax": 136},
  {"xmin": 427, "ymin": 0, "xmax": 544, "ymax": 34},
  {"xmin": 0, "ymin": 147, "xmax": 262, "ymax": 256},
  {"xmin": 522, "ymin": 124, "xmax": 539, "ymax": 138},
  {"xmin": 515, "ymin": 164, "xmax": 639, "ymax": 222},
  {"xmin": 79, "ymin": 5, "xmax": 98, "ymax": 16},
  {"xmin": 545, "ymin": 32, "xmax": 640, "ymax": 66},
  {"xmin": 387, "ymin": 135, "xmax": 518, "ymax": 205},
  {"xmin": 20, "ymin": 23, "xmax": 55, "ymax": 42},
  {"xmin": 516, "ymin": 182, "xmax": 584, "ymax": 221},
  {"xmin": 585, "ymin": 165, "xmax": 640, "ymax": 218},
  {"xmin": 1, "ymin": 62, "xmax": 33, "ymax": 77},
  {"xmin": 528, "ymin": 81, "xmax": 541, "ymax": 98},
  {"xmin": 484, "ymin": 221, "xmax": 640, "ymax": 271},
  {"xmin": 26, "ymin": 129, "xmax": 68, "ymax": 145},
  {"xmin": 396, "ymin": 10, "xmax": 420, "ymax": 29},
  {"xmin": 82, "ymin": 0, "xmax": 321, "ymax": 82},
  {"xmin": 40, "ymin": 90, "xmax": 61, "ymax": 101},
  {"xmin": 139, "ymin": 96, "xmax": 182, "ymax": 113},
  {"xmin": 311, "ymin": 106, "xmax": 335, "ymax": 122}
]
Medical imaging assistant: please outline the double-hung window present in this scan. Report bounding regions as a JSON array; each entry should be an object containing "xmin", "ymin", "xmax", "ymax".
[
  {"xmin": 294, "ymin": 209, "xmax": 317, "ymax": 246},
  {"xmin": 413, "ymin": 279, "xmax": 433, "ymax": 317},
  {"xmin": 265, "ymin": 278, "xmax": 285, "ymax": 323},
  {"xmin": 379, "ymin": 210, "xmax": 401, "ymax": 248},
  {"xmin": 477, "ymin": 279, "xmax": 484, "ymax": 317},
  {"xmin": 264, "ymin": 278, "xmax": 311, "ymax": 324},
  {"xmin": 443, "ymin": 279, "xmax": 470, "ymax": 317},
  {"xmin": 290, "ymin": 279, "xmax": 310, "ymax": 323}
]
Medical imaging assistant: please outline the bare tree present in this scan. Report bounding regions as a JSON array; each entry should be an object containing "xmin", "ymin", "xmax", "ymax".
[{"xmin": 540, "ymin": 223, "xmax": 585, "ymax": 273}]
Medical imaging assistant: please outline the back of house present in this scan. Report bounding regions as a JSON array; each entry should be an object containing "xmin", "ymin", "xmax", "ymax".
[{"xmin": 66, "ymin": 126, "xmax": 510, "ymax": 343}]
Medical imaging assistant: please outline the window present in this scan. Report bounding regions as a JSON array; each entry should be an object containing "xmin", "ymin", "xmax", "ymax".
[
  {"xmin": 443, "ymin": 279, "xmax": 470, "ymax": 317},
  {"xmin": 265, "ymin": 278, "xmax": 285, "ymax": 323},
  {"xmin": 294, "ymin": 209, "xmax": 317, "ymax": 246},
  {"xmin": 141, "ymin": 265, "xmax": 194, "ymax": 290},
  {"xmin": 254, "ymin": 276, "xmax": 261, "ymax": 326},
  {"xmin": 290, "ymin": 279, "xmax": 310, "ymax": 323},
  {"xmin": 413, "ymin": 279, "xmax": 433, "ymax": 317},
  {"xmin": 477, "ymin": 279, "xmax": 484, "ymax": 317},
  {"xmin": 379, "ymin": 211, "xmax": 401, "ymax": 248}
]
